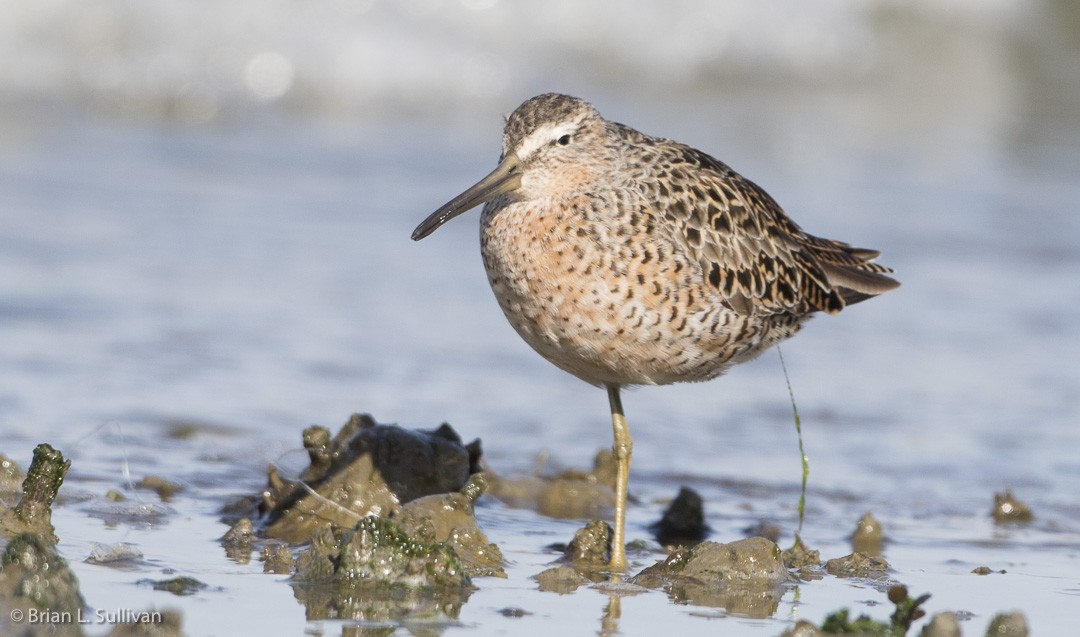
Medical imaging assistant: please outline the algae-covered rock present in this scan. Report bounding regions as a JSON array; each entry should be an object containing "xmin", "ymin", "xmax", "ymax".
[
  {"xmin": 650, "ymin": 486, "xmax": 709, "ymax": 548},
  {"xmin": 391, "ymin": 473, "xmax": 505, "ymax": 578},
  {"xmin": 259, "ymin": 414, "xmax": 482, "ymax": 543},
  {"xmin": 824, "ymin": 552, "xmax": 891, "ymax": 579},
  {"xmin": 291, "ymin": 515, "xmax": 471, "ymax": 622},
  {"xmin": 0, "ymin": 532, "xmax": 85, "ymax": 635},
  {"xmin": 632, "ymin": 537, "xmax": 791, "ymax": 617},
  {"xmin": 564, "ymin": 519, "xmax": 613, "ymax": 568},
  {"xmin": 138, "ymin": 576, "xmax": 209, "ymax": 596},
  {"xmin": 0, "ymin": 444, "xmax": 70, "ymax": 544},
  {"xmin": 782, "ymin": 534, "xmax": 822, "ymax": 581}
]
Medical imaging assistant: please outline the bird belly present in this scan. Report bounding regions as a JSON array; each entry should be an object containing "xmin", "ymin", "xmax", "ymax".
[{"xmin": 479, "ymin": 199, "xmax": 789, "ymax": 386}]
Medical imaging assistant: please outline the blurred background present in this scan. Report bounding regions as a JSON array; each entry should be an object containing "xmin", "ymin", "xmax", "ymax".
[{"xmin": 1, "ymin": 0, "xmax": 1078, "ymax": 511}]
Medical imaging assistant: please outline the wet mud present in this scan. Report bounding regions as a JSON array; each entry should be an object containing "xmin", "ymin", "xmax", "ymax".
[
  {"xmin": 0, "ymin": 422, "xmax": 1046, "ymax": 635},
  {"xmin": 0, "ymin": 445, "xmax": 183, "ymax": 637}
]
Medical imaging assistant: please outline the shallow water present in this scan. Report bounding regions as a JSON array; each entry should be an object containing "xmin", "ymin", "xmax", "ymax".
[{"xmin": 2, "ymin": 1, "xmax": 1080, "ymax": 635}]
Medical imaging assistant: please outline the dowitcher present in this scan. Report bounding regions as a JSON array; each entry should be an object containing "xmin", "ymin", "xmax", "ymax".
[{"xmin": 412, "ymin": 93, "xmax": 898, "ymax": 571}]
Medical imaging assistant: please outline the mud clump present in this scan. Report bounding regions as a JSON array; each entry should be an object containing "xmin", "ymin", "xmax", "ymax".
[
  {"xmin": 851, "ymin": 511, "xmax": 884, "ymax": 555},
  {"xmin": 245, "ymin": 414, "xmax": 500, "ymax": 620},
  {"xmin": 986, "ymin": 611, "xmax": 1029, "ymax": 636},
  {"xmin": 632, "ymin": 536, "xmax": 791, "ymax": 617},
  {"xmin": 134, "ymin": 476, "xmax": 182, "ymax": 502},
  {"xmin": 0, "ymin": 444, "xmax": 70, "ymax": 544},
  {"xmin": 650, "ymin": 486, "xmax": 709, "ymax": 548},
  {"xmin": 260, "ymin": 541, "xmax": 294, "ymax": 574},
  {"xmin": 487, "ymin": 449, "xmax": 616, "ymax": 520},
  {"xmin": 991, "ymin": 490, "xmax": 1033, "ymax": 524},
  {"xmin": 782, "ymin": 535, "xmax": 822, "ymax": 580},
  {"xmin": 291, "ymin": 515, "xmax": 471, "ymax": 622},
  {"xmin": 824, "ymin": 552, "xmax": 891, "ymax": 580},
  {"xmin": 257, "ymin": 414, "xmax": 481, "ymax": 543},
  {"xmin": 221, "ymin": 518, "xmax": 255, "ymax": 563},
  {"xmin": 532, "ymin": 520, "xmax": 613, "ymax": 593},
  {"xmin": 535, "ymin": 565, "xmax": 592, "ymax": 594}
]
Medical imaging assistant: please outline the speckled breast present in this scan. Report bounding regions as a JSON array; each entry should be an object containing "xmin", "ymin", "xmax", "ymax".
[{"xmin": 478, "ymin": 193, "xmax": 791, "ymax": 387}]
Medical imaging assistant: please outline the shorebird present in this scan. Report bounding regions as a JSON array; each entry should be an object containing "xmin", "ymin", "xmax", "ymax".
[{"xmin": 411, "ymin": 93, "xmax": 898, "ymax": 571}]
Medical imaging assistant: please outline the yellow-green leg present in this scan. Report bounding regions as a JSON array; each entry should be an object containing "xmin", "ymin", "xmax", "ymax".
[{"xmin": 606, "ymin": 383, "xmax": 632, "ymax": 571}]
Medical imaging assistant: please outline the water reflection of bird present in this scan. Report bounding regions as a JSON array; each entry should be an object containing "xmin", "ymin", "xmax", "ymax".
[{"xmin": 412, "ymin": 93, "xmax": 898, "ymax": 571}]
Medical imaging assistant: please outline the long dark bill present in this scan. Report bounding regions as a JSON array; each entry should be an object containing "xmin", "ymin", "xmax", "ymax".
[{"xmin": 411, "ymin": 154, "xmax": 521, "ymax": 241}]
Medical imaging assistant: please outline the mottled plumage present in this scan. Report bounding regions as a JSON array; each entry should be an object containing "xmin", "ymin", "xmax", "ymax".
[{"xmin": 412, "ymin": 93, "xmax": 898, "ymax": 571}]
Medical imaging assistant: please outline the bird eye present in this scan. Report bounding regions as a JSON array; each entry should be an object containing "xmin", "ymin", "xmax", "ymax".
[{"xmin": 557, "ymin": 134, "xmax": 572, "ymax": 146}]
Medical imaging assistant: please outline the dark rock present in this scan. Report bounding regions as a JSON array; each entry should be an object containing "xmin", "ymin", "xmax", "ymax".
[
  {"xmin": 650, "ymin": 486, "xmax": 709, "ymax": 547},
  {"xmin": 259, "ymin": 414, "xmax": 482, "ymax": 543}
]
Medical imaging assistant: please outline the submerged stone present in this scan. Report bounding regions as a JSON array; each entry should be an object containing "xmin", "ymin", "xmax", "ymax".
[
  {"xmin": 86, "ymin": 542, "xmax": 143, "ymax": 565},
  {"xmin": 632, "ymin": 537, "xmax": 791, "ymax": 617},
  {"xmin": 139, "ymin": 576, "xmax": 209, "ymax": 596},
  {"xmin": 534, "ymin": 565, "xmax": 591, "ymax": 594},
  {"xmin": 823, "ymin": 552, "xmax": 891, "ymax": 579}
]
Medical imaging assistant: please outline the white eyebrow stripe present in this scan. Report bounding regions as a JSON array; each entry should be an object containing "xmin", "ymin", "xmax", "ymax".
[{"xmin": 515, "ymin": 120, "xmax": 579, "ymax": 160}]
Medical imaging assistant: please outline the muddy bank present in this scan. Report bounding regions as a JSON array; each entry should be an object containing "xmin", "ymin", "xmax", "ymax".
[{"xmin": 0, "ymin": 444, "xmax": 182, "ymax": 637}]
